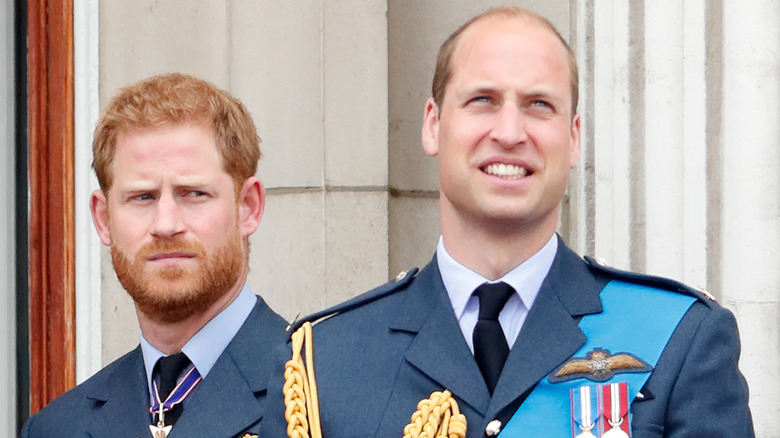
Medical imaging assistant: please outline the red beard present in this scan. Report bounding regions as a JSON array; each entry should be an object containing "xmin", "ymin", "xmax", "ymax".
[{"xmin": 111, "ymin": 231, "xmax": 244, "ymax": 323}]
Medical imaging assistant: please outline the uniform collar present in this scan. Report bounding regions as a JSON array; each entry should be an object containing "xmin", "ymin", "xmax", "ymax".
[
  {"xmin": 437, "ymin": 234, "xmax": 558, "ymax": 321},
  {"xmin": 140, "ymin": 283, "xmax": 257, "ymax": 397}
]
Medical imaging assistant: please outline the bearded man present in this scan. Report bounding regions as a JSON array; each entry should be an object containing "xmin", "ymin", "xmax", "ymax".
[{"xmin": 22, "ymin": 73, "xmax": 289, "ymax": 438}]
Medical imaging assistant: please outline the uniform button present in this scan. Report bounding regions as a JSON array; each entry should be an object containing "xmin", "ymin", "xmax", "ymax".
[
  {"xmin": 485, "ymin": 419, "xmax": 502, "ymax": 436},
  {"xmin": 394, "ymin": 270, "xmax": 408, "ymax": 282}
]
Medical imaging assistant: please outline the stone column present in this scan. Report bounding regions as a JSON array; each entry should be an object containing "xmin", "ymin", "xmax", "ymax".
[
  {"xmin": 573, "ymin": 1, "xmax": 780, "ymax": 433},
  {"xmin": 721, "ymin": 1, "xmax": 780, "ymax": 434}
]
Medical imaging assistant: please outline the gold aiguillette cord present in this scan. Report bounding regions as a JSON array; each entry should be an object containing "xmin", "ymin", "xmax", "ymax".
[
  {"xmin": 403, "ymin": 390, "xmax": 467, "ymax": 438},
  {"xmin": 284, "ymin": 322, "xmax": 322, "ymax": 438},
  {"xmin": 283, "ymin": 322, "xmax": 467, "ymax": 438}
]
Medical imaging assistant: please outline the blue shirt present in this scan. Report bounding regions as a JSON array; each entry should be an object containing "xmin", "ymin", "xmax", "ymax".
[
  {"xmin": 437, "ymin": 234, "xmax": 557, "ymax": 352},
  {"xmin": 140, "ymin": 283, "xmax": 257, "ymax": 400}
]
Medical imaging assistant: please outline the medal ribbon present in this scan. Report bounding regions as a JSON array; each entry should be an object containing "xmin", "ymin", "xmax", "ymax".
[
  {"xmin": 601, "ymin": 382, "xmax": 630, "ymax": 435},
  {"xmin": 149, "ymin": 365, "xmax": 203, "ymax": 415},
  {"xmin": 570, "ymin": 385, "xmax": 599, "ymax": 437}
]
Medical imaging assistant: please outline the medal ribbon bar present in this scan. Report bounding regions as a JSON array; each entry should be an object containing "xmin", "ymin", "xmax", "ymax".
[
  {"xmin": 600, "ymin": 382, "xmax": 630, "ymax": 437},
  {"xmin": 571, "ymin": 385, "xmax": 599, "ymax": 437}
]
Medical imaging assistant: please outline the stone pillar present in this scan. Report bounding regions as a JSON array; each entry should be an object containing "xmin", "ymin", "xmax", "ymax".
[
  {"xmin": 721, "ymin": 1, "xmax": 780, "ymax": 434},
  {"xmin": 577, "ymin": 0, "xmax": 710, "ymax": 288},
  {"xmin": 573, "ymin": 1, "xmax": 780, "ymax": 433}
]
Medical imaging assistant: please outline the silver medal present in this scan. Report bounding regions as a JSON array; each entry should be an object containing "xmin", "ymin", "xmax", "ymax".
[
  {"xmin": 603, "ymin": 425, "xmax": 629, "ymax": 438},
  {"xmin": 149, "ymin": 423, "xmax": 171, "ymax": 438}
]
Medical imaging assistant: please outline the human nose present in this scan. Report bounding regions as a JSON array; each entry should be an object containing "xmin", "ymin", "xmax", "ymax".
[
  {"xmin": 150, "ymin": 194, "xmax": 185, "ymax": 238},
  {"xmin": 490, "ymin": 104, "xmax": 528, "ymax": 148}
]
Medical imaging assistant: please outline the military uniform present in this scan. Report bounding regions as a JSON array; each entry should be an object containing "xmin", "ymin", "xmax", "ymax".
[
  {"xmin": 295, "ymin": 237, "xmax": 753, "ymax": 437},
  {"xmin": 22, "ymin": 296, "xmax": 290, "ymax": 438}
]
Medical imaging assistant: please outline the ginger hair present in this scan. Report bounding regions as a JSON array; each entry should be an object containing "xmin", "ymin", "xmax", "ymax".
[{"xmin": 92, "ymin": 73, "xmax": 261, "ymax": 192}]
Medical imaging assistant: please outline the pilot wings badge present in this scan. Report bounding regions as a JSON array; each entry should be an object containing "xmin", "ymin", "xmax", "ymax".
[{"xmin": 549, "ymin": 348, "xmax": 652, "ymax": 383}]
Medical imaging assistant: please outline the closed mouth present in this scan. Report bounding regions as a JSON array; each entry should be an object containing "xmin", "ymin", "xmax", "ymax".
[{"xmin": 147, "ymin": 252, "xmax": 196, "ymax": 261}]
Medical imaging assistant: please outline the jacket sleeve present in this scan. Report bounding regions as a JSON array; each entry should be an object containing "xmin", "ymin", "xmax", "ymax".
[{"xmin": 664, "ymin": 304, "xmax": 754, "ymax": 436}]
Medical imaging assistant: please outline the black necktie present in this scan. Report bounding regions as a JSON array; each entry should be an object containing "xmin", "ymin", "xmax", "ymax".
[
  {"xmin": 472, "ymin": 282, "xmax": 515, "ymax": 395},
  {"xmin": 154, "ymin": 352, "xmax": 191, "ymax": 426}
]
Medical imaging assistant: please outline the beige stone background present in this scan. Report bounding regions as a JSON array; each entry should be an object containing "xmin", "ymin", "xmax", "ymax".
[{"xmin": 84, "ymin": 1, "xmax": 779, "ymax": 435}]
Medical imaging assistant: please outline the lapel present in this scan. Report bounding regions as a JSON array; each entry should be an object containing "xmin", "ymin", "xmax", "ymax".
[
  {"xmin": 85, "ymin": 348, "xmax": 152, "ymax": 438},
  {"xmin": 169, "ymin": 297, "xmax": 287, "ymax": 437},
  {"xmin": 392, "ymin": 259, "xmax": 492, "ymax": 415},
  {"xmin": 485, "ymin": 238, "xmax": 604, "ymax": 419}
]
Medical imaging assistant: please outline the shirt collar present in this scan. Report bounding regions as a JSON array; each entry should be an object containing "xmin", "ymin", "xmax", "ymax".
[
  {"xmin": 437, "ymin": 234, "xmax": 558, "ymax": 320},
  {"xmin": 140, "ymin": 283, "xmax": 257, "ymax": 396}
]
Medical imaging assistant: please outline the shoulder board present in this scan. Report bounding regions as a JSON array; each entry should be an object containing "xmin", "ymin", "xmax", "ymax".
[
  {"xmin": 584, "ymin": 256, "xmax": 716, "ymax": 303},
  {"xmin": 288, "ymin": 267, "xmax": 419, "ymax": 333}
]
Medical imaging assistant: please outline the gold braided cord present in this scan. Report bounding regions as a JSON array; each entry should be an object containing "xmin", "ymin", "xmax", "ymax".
[
  {"xmin": 284, "ymin": 322, "xmax": 465, "ymax": 438},
  {"xmin": 403, "ymin": 390, "xmax": 467, "ymax": 438},
  {"xmin": 284, "ymin": 322, "xmax": 322, "ymax": 438}
]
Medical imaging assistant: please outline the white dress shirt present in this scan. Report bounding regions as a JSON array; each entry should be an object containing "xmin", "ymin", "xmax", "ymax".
[{"xmin": 437, "ymin": 234, "xmax": 558, "ymax": 353}]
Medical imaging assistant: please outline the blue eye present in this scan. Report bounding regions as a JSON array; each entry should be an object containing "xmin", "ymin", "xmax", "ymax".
[
  {"xmin": 126, "ymin": 192, "xmax": 156, "ymax": 204},
  {"xmin": 183, "ymin": 190, "xmax": 211, "ymax": 200}
]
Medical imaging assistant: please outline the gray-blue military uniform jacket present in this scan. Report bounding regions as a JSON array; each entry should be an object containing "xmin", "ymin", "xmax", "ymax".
[
  {"xmin": 294, "ymin": 237, "xmax": 753, "ymax": 437},
  {"xmin": 21, "ymin": 296, "xmax": 290, "ymax": 438}
]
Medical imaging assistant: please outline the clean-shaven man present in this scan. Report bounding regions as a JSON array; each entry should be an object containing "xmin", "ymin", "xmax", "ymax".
[{"xmin": 291, "ymin": 7, "xmax": 753, "ymax": 438}]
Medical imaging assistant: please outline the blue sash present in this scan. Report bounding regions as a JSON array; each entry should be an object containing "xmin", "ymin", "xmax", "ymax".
[{"xmin": 499, "ymin": 280, "xmax": 696, "ymax": 437}]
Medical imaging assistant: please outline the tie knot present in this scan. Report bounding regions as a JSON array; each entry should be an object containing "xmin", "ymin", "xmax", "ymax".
[
  {"xmin": 474, "ymin": 282, "xmax": 515, "ymax": 320},
  {"xmin": 156, "ymin": 352, "xmax": 191, "ymax": 400}
]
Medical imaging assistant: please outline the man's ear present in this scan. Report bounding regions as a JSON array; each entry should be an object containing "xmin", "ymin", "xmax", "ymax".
[
  {"xmin": 421, "ymin": 97, "xmax": 441, "ymax": 157},
  {"xmin": 569, "ymin": 113, "xmax": 581, "ymax": 169},
  {"xmin": 237, "ymin": 176, "xmax": 264, "ymax": 238},
  {"xmin": 90, "ymin": 190, "xmax": 112, "ymax": 245}
]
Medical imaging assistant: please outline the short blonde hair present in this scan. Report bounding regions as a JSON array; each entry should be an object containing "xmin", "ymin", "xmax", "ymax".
[{"xmin": 92, "ymin": 73, "xmax": 261, "ymax": 191}]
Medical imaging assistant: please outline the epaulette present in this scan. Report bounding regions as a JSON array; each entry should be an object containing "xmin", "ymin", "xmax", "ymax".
[
  {"xmin": 584, "ymin": 256, "xmax": 717, "ymax": 303},
  {"xmin": 287, "ymin": 267, "xmax": 419, "ymax": 334}
]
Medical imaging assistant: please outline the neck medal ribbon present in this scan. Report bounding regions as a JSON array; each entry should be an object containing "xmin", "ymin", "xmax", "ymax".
[{"xmin": 148, "ymin": 365, "xmax": 203, "ymax": 438}]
